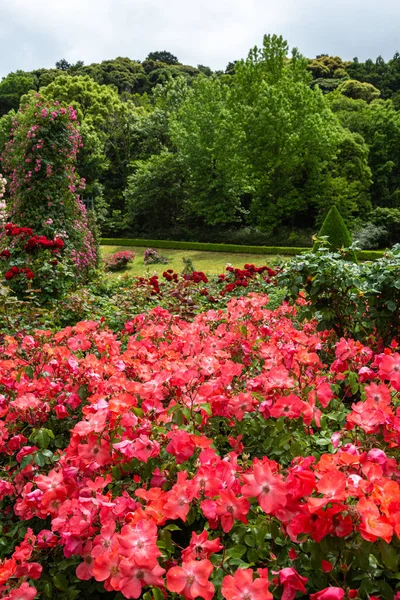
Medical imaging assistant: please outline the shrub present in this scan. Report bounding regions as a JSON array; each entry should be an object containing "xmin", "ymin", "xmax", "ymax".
[
  {"xmin": 0, "ymin": 223, "xmax": 74, "ymax": 302},
  {"xmin": 143, "ymin": 247, "xmax": 169, "ymax": 264},
  {"xmin": 182, "ymin": 256, "xmax": 195, "ymax": 275},
  {"xmin": 1, "ymin": 298, "xmax": 400, "ymax": 597},
  {"xmin": 0, "ymin": 174, "xmax": 6, "ymax": 223},
  {"xmin": 313, "ymin": 205, "xmax": 356, "ymax": 261},
  {"xmin": 370, "ymin": 207, "xmax": 400, "ymax": 245},
  {"xmin": 104, "ymin": 250, "xmax": 135, "ymax": 272},
  {"xmin": 354, "ymin": 222, "xmax": 388, "ymax": 249},
  {"xmin": 279, "ymin": 244, "xmax": 400, "ymax": 344},
  {"xmin": 0, "ymin": 96, "xmax": 97, "ymax": 299}
]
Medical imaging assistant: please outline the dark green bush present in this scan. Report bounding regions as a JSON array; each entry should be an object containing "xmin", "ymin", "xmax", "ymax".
[
  {"xmin": 101, "ymin": 238, "xmax": 383, "ymax": 260},
  {"xmin": 101, "ymin": 238, "xmax": 308, "ymax": 255},
  {"xmin": 313, "ymin": 206, "xmax": 357, "ymax": 262}
]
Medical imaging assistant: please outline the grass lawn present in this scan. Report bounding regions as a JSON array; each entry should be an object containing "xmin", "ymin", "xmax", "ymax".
[{"xmin": 100, "ymin": 246, "xmax": 287, "ymax": 277}]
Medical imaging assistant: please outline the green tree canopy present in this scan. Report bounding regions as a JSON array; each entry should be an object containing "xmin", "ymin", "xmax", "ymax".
[
  {"xmin": 0, "ymin": 71, "xmax": 37, "ymax": 116},
  {"xmin": 337, "ymin": 79, "xmax": 381, "ymax": 102},
  {"xmin": 145, "ymin": 50, "xmax": 180, "ymax": 64}
]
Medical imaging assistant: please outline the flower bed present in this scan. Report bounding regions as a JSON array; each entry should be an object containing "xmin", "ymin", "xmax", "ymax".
[{"xmin": 0, "ymin": 295, "xmax": 399, "ymax": 598}]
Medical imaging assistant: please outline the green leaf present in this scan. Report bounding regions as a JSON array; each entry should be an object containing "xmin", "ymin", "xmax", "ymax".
[
  {"xmin": 34, "ymin": 452, "xmax": 46, "ymax": 467},
  {"xmin": 24, "ymin": 366, "xmax": 34, "ymax": 378},
  {"xmin": 19, "ymin": 454, "xmax": 34, "ymax": 469},
  {"xmin": 244, "ymin": 534, "xmax": 255, "ymax": 547},
  {"xmin": 379, "ymin": 540, "xmax": 398, "ymax": 572},
  {"xmin": 376, "ymin": 580, "xmax": 394, "ymax": 600},
  {"xmin": 202, "ymin": 402, "xmax": 212, "ymax": 416},
  {"xmin": 164, "ymin": 524, "xmax": 181, "ymax": 531},
  {"xmin": 225, "ymin": 545, "xmax": 246, "ymax": 559},
  {"xmin": 34, "ymin": 428, "xmax": 51, "ymax": 449},
  {"xmin": 53, "ymin": 574, "xmax": 69, "ymax": 592}
]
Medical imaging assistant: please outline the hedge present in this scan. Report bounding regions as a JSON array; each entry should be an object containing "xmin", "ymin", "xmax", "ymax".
[{"xmin": 100, "ymin": 238, "xmax": 385, "ymax": 261}]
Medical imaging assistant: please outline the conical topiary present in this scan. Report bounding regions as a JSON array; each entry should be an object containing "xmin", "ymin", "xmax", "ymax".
[{"xmin": 313, "ymin": 205, "xmax": 357, "ymax": 262}]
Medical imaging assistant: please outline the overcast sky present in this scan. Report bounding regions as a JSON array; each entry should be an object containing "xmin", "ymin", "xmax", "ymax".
[{"xmin": 1, "ymin": 0, "xmax": 400, "ymax": 78}]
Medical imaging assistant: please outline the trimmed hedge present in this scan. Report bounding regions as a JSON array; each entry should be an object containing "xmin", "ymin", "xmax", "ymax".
[
  {"xmin": 100, "ymin": 238, "xmax": 385, "ymax": 261},
  {"xmin": 101, "ymin": 239, "xmax": 306, "ymax": 255},
  {"xmin": 313, "ymin": 206, "xmax": 357, "ymax": 263}
]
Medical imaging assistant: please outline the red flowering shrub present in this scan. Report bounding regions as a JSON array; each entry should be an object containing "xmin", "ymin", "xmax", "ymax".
[
  {"xmin": 0, "ymin": 222, "xmax": 73, "ymax": 301},
  {"xmin": 0, "ymin": 295, "xmax": 399, "ymax": 597},
  {"xmin": 104, "ymin": 250, "xmax": 135, "ymax": 272}
]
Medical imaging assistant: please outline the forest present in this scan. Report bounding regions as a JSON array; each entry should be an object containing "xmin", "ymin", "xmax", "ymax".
[{"xmin": 1, "ymin": 35, "xmax": 400, "ymax": 248}]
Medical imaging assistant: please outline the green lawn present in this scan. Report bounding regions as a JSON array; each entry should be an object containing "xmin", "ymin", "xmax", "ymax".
[{"xmin": 101, "ymin": 246, "xmax": 286, "ymax": 277}]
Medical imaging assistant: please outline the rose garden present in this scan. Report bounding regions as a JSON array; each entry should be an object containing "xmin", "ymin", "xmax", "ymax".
[{"xmin": 0, "ymin": 95, "xmax": 400, "ymax": 600}]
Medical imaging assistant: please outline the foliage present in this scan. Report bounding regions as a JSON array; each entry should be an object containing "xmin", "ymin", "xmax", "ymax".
[
  {"xmin": 146, "ymin": 50, "xmax": 180, "ymax": 64},
  {"xmin": 169, "ymin": 35, "xmax": 353, "ymax": 231},
  {"xmin": 124, "ymin": 151, "xmax": 186, "ymax": 232},
  {"xmin": 4, "ymin": 37, "xmax": 400, "ymax": 246},
  {"xmin": 225, "ymin": 36, "xmax": 351, "ymax": 230},
  {"xmin": 143, "ymin": 247, "xmax": 169, "ymax": 265},
  {"xmin": 369, "ymin": 207, "xmax": 400, "ymax": 245},
  {"xmin": 169, "ymin": 74, "xmax": 246, "ymax": 226},
  {"xmin": 0, "ymin": 71, "xmax": 37, "ymax": 116},
  {"xmin": 347, "ymin": 53, "xmax": 400, "ymax": 99},
  {"xmin": 104, "ymin": 250, "xmax": 135, "ymax": 272},
  {"xmin": 330, "ymin": 94, "xmax": 400, "ymax": 210},
  {"xmin": 354, "ymin": 223, "xmax": 389, "ymax": 250},
  {"xmin": 313, "ymin": 206, "xmax": 356, "ymax": 262},
  {"xmin": 0, "ymin": 96, "xmax": 97, "ymax": 295},
  {"xmin": 307, "ymin": 55, "xmax": 352, "ymax": 79},
  {"xmin": 100, "ymin": 237, "xmax": 385, "ymax": 260},
  {"xmin": 280, "ymin": 244, "xmax": 400, "ymax": 343},
  {"xmin": 336, "ymin": 79, "xmax": 381, "ymax": 102},
  {"xmin": 0, "ymin": 223, "xmax": 75, "ymax": 302},
  {"xmin": 317, "ymin": 131, "xmax": 372, "ymax": 223},
  {"xmin": 35, "ymin": 75, "xmax": 122, "ymax": 127},
  {"xmin": 2, "ymin": 293, "xmax": 400, "ymax": 597}
]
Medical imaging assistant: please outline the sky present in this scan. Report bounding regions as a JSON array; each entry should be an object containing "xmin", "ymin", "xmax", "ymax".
[{"xmin": 1, "ymin": 0, "xmax": 400, "ymax": 78}]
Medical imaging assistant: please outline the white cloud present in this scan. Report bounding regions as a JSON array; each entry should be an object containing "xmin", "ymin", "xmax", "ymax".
[{"xmin": 1, "ymin": 0, "xmax": 400, "ymax": 78}]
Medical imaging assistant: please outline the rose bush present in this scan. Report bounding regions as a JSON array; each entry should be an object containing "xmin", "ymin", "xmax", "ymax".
[
  {"xmin": 0, "ymin": 97, "xmax": 97, "ymax": 301},
  {"xmin": 0, "ymin": 175, "xmax": 6, "ymax": 224},
  {"xmin": 0, "ymin": 295, "xmax": 399, "ymax": 598},
  {"xmin": 104, "ymin": 251, "xmax": 135, "ymax": 272},
  {"xmin": 143, "ymin": 248, "xmax": 169, "ymax": 265},
  {"xmin": 0, "ymin": 223, "xmax": 74, "ymax": 302}
]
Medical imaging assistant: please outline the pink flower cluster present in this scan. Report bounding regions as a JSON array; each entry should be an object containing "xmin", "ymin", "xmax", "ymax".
[{"xmin": 0, "ymin": 296, "xmax": 398, "ymax": 596}]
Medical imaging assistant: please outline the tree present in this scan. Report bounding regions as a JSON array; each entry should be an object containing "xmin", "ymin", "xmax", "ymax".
[
  {"xmin": 337, "ymin": 79, "xmax": 381, "ymax": 102},
  {"xmin": 29, "ymin": 75, "xmax": 125, "ymax": 230},
  {"xmin": 0, "ymin": 71, "xmax": 37, "ymax": 116},
  {"xmin": 55, "ymin": 58, "xmax": 71, "ymax": 71},
  {"xmin": 80, "ymin": 58, "xmax": 147, "ymax": 94},
  {"xmin": 307, "ymin": 55, "xmax": 351, "ymax": 79},
  {"xmin": 318, "ymin": 131, "xmax": 372, "ymax": 223},
  {"xmin": 170, "ymin": 74, "xmax": 247, "ymax": 226},
  {"xmin": 313, "ymin": 205, "xmax": 357, "ymax": 261},
  {"xmin": 35, "ymin": 75, "xmax": 122, "ymax": 126},
  {"xmin": 330, "ymin": 93, "xmax": 400, "ymax": 208},
  {"xmin": 124, "ymin": 151, "xmax": 186, "ymax": 232},
  {"xmin": 197, "ymin": 65, "xmax": 213, "ymax": 76},
  {"xmin": 226, "ymin": 35, "xmax": 345, "ymax": 230},
  {"xmin": 145, "ymin": 51, "xmax": 180, "ymax": 64}
]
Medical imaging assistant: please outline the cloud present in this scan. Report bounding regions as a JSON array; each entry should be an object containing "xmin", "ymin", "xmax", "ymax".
[{"xmin": 1, "ymin": 0, "xmax": 400, "ymax": 78}]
